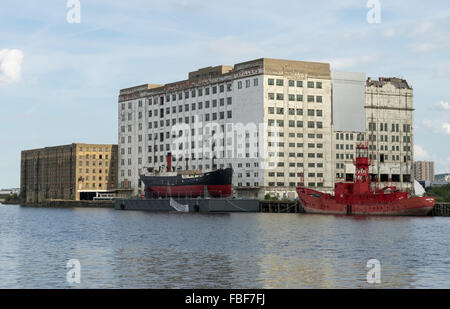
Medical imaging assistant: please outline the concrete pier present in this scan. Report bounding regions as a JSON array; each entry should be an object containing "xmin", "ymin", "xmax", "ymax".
[{"xmin": 115, "ymin": 198, "xmax": 260, "ymax": 213}]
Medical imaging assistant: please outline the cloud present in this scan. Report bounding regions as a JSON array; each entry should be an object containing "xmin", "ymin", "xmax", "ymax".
[
  {"xmin": 0, "ymin": 49, "xmax": 24, "ymax": 84},
  {"xmin": 382, "ymin": 28, "xmax": 396, "ymax": 38},
  {"xmin": 438, "ymin": 101, "xmax": 450, "ymax": 111},
  {"xmin": 414, "ymin": 21, "xmax": 433, "ymax": 35},
  {"xmin": 410, "ymin": 43, "xmax": 436, "ymax": 53},
  {"xmin": 207, "ymin": 36, "xmax": 262, "ymax": 58},
  {"xmin": 443, "ymin": 123, "xmax": 450, "ymax": 135},
  {"xmin": 414, "ymin": 145, "xmax": 430, "ymax": 160},
  {"xmin": 421, "ymin": 118, "xmax": 450, "ymax": 135}
]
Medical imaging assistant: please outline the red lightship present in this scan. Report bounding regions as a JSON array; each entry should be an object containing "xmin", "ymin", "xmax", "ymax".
[{"xmin": 296, "ymin": 143, "xmax": 435, "ymax": 216}]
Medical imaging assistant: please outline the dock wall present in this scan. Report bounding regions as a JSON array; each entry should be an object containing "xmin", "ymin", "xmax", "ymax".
[{"xmin": 115, "ymin": 198, "xmax": 260, "ymax": 213}]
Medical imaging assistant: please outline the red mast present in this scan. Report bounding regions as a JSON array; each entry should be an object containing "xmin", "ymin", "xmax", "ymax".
[{"xmin": 352, "ymin": 142, "xmax": 372, "ymax": 195}]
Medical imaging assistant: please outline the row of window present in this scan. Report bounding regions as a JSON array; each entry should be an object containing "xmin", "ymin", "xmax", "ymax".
[
  {"xmin": 268, "ymin": 143, "xmax": 323, "ymax": 149},
  {"xmin": 268, "ymin": 93, "xmax": 323, "ymax": 103},
  {"xmin": 268, "ymin": 79, "xmax": 323, "ymax": 89},
  {"xmin": 268, "ymin": 120, "xmax": 324, "ymax": 128},
  {"xmin": 368, "ymin": 135, "xmax": 412, "ymax": 143},
  {"xmin": 79, "ymin": 154, "xmax": 109, "ymax": 160},
  {"xmin": 335, "ymin": 132, "xmax": 365, "ymax": 141},
  {"xmin": 368, "ymin": 122, "xmax": 412, "ymax": 133},
  {"xmin": 121, "ymin": 111, "xmax": 234, "ymax": 133},
  {"xmin": 268, "ymin": 182, "xmax": 324, "ymax": 188},
  {"xmin": 78, "ymin": 169, "xmax": 111, "ymax": 174},
  {"xmin": 268, "ymin": 107, "xmax": 323, "ymax": 116},
  {"xmin": 78, "ymin": 161, "xmax": 113, "ymax": 167}
]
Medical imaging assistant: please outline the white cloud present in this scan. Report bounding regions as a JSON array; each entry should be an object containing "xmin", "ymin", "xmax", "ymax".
[
  {"xmin": 382, "ymin": 28, "xmax": 396, "ymax": 38},
  {"xmin": 0, "ymin": 49, "xmax": 24, "ymax": 84},
  {"xmin": 207, "ymin": 36, "xmax": 262, "ymax": 58},
  {"xmin": 438, "ymin": 101, "xmax": 450, "ymax": 111},
  {"xmin": 414, "ymin": 145, "xmax": 430, "ymax": 160},
  {"xmin": 443, "ymin": 123, "xmax": 450, "ymax": 135},
  {"xmin": 414, "ymin": 21, "xmax": 433, "ymax": 35},
  {"xmin": 410, "ymin": 43, "xmax": 436, "ymax": 53}
]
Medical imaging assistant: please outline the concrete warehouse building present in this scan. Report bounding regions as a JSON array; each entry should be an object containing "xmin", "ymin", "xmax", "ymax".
[
  {"xmin": 118, "ymin": 58, "xmax": 415, "ymax": 199},
  {"xmin": 20, "ymin": 143, "xmax": 118, "ymax": 203}
]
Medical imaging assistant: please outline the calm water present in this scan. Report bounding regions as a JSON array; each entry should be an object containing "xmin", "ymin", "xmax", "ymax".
[{"xmin": 1, "ymin": 204, "xmax": 450, "ymax": 289}]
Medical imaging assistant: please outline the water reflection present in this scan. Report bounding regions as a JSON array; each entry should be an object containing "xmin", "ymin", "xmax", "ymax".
[{"xmin": 0, "ymin": 204, "xmax": 449, "ymax": 288}]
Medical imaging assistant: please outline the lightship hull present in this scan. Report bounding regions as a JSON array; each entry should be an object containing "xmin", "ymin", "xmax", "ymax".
[{"xmin": 297, "ymin": 188, "xmax": 435, "ymax": 216}]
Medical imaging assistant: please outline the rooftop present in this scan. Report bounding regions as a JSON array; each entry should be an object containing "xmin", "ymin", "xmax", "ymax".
[{"xmin": 366, "ymin": 77, "xmax": 412, "ymax": 89}]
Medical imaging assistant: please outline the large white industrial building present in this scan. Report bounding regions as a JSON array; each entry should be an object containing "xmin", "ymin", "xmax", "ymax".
[{"xmin": 117, "ymin": 58, "xmax": 415, "ymax": 199}]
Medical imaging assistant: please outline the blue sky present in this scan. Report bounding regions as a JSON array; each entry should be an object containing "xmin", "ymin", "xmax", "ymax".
[{"xmin": 0, "ymin": 0, "xmax": 449, "ymax": 188}]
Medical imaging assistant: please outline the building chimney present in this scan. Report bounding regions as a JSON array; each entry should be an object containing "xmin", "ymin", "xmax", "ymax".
[{"xmin": 167, "ymin": 152, "xmax": 172, "ymax": 172}]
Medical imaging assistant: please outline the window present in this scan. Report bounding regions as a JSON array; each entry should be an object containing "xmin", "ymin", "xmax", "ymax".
[
  {"xmin": 276, "ymin": 79, "xmax": 284, "ymax": 86},
  {"xmin": 297, "ymin": 95, "xmax": 303, "ymax": 102},
  {"xmin": 307, "ymin": 81, "xmax": 315, "ymax": 88},
  {"xmin": 307, "ymin": 96, "xmax": 315, "ymax": 103},
  {"xmin": 276, "ymin": 93, "xmax": 284, "ymax": 100},
  {"xmin": 297, "ymin": 81, "xmax": 303, "ymax": 87},
  {"xmin": 316, "ymin": 82, "xmax": 322, "ymax": 89},
  {"xmin": 316, "ymin": 96, "xmax": 323, "ymax": 103},
  {"xmin": 289, "ymin": 80, "xmax": 295, "ymax": 87},
  {"xmin": 268, "ymin": 93, "xmax": 275, "ymax": 100},
  {"xmin": 268, "ymin": 79, "xmax": 274, "ymax": 85}
]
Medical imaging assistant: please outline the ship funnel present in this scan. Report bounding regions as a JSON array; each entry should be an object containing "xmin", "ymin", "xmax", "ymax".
[{"xmin": 167, "ymin": 152, "xmax": 172, "ymax": 172}]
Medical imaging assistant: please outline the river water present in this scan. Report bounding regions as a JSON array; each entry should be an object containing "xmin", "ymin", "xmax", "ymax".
[{"xmin": 1, "ymin": 204, "xmax": 449, "ymax": 289}]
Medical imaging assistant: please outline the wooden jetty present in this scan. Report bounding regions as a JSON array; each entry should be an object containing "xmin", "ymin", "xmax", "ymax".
[{"xmin": 431, "ymin": 203, "xmax": 450, "ymax": 217}]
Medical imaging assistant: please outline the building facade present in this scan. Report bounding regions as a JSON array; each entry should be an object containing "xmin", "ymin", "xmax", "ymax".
[
  {"xmin": 118, "ymin": 58, "xmax": 416, "ymax": 198},
  {"xmin": 414, "ymin": 161, "xmax": 435, "ymax": 182},
  {"xmin": 118, "ymin": 58, "xmax": 333, "ymax": 199},
  {"xmin": 333, "ymin": 77, "xmax": 415, "ymax": 191},
  {"xmin": 21, "ymin": 143, "xmax": 118, "ymax": 203}
]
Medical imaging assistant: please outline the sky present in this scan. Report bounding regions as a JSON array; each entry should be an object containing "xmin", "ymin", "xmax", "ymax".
[{"xmin": 0, "ymin": 0, "xmax": 449, "ymax": 188}]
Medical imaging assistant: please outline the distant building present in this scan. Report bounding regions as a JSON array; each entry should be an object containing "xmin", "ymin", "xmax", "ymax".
[
  {"xmin": 414, "ymin": 161, "xmax": 435, "ymax": 182},
  {"xmin": 21, "ymin": 143, "xmax": 118, "ymax": 203},
  {"xmin": 0, "ymin": 188, "xmax": 19, "ymax": 195},
  {"xmin": 435, "ymin": 173, "xmax": 450, "ymax": 183}
]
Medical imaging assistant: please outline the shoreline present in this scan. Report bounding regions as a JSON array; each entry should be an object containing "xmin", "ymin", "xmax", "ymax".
[{"xmin": 5, "ymin": 200, "xmax": 115, "ymax": 209}]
